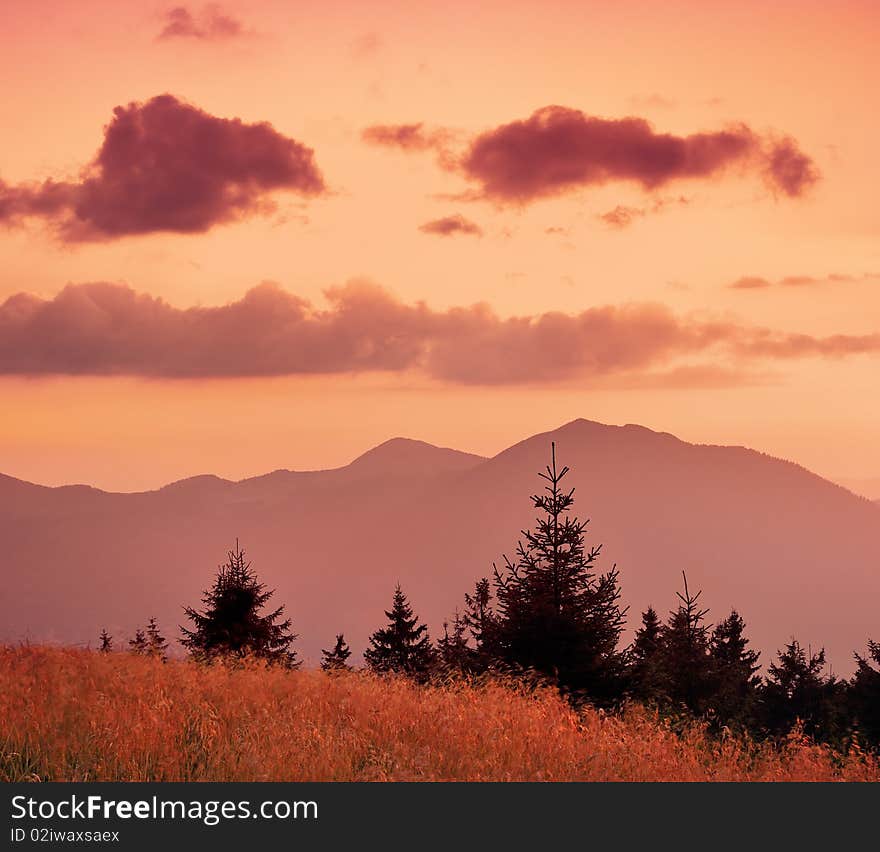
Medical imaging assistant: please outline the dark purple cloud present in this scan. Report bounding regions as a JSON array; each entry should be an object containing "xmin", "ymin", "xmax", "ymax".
[
  {"xmin": 366, "ymin": 106, "xmax": 819, "ymax": 203},
  {"xmin": 157, "ymin": 5, "xmax": 245, "ymax": 41},
  {"xmin": 461, "ymin": 107, "xmax": 818, "ymax": 202},
  {"xmin": 0, "ymin": 95, "xmax": 324, "ymax": 240},
  {"xmin": 1, "ymin": 281, "xmax": 877, "ymax": 384},
  {"xmin": 418, "ymin": 214, "xmax": 483, "ymax": 237}
]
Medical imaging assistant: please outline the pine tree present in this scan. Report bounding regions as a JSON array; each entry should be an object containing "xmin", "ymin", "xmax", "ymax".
[
  {"xmin": 128, "ymin": 628, "xmax": 148, "ymax": 655},
  {"xmin": 850, "ymin": 640, "xmax": 880, "ymax": 750},
  {"xmin": 181, "ymin": 540, "xmax": 300, "ymax": 667},
  {"xmin": 462, "ymin": 577, "xmax": 498, "ymax": 669},
  {"xmin": 708, "ymin": 610, "xmax": 760, "ymax": 729},
  {"xmin": 492, "ymin": 443, "xmax": 626, "ymax": 704},
  {"xmin": 321, "ymin": 634, "xmax": 353, "ymax": 672},
  {"xmin": 762, "ymin": 639, "xmax": 846, "ymax": 743},
  {"xmin": 99, "ymin": 629, "xmax": 113, "ymax": 653},
  {"xmin": 627, "ymin": 607, "xmax": 666, "ymax": 704},
  {"xmin": 436, "ymin": 610, "xmax": 473, "ymax": 674},
  {"xmin": 364, "ymin": 584, "xmax": 434, "ymax": 677},
  {"xmin": 145, "ymin": 617, "xmax": 169, "ymax": 661},
  {"xmin": 659, "ymin": 573, "xmax": 713, "ymax": 715}
]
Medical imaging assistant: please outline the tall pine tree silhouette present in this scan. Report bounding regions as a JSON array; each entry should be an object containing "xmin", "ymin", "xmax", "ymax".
[
  {"xmin": 365, "ymin": 584, "xmax": 434, "ymax": 677},
  {"xmin": 462, "ymin": 577, "xmax": 498, "ymax": 671},
  {"xmin": 181, "ymin": 540, "xmax": 299, "ymax": 667},
  {"xmin": 659, "ymin": 573, "xmax": 713, "ymax": 715},
  {"xmin": 321, "ymin": 634, "xmax": 353, "ymax": 671},
  {"xmin": 492, "ymin": 443, "xmax": 626, "ymax": 703},
  {"xmin": 628, "ymin": 607, "xmax": 666, "ymax": 703},
  {"xmin": 709, "ymin": 610, "xmax": 760, "ymax": 729}
]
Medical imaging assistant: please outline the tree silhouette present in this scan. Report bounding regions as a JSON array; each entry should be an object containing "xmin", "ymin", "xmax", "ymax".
[
  {"xmin": 462, "ymin": 577, "xmax": 498, "ymax": 670},
  {"xmin": 659, "ymin": 573, "xmax": 713, "ymax": 715},
  {"xmin": 709, "ymin": 610, "xmax": 760, "ymax": 729},
  {"xmin": 850, "ymin": 640, "xmax": 880, "ymax": 749},
  {"xmin": 436, "ymin": 610, "xmax": 473, "ymax": 674},
  {"xmin": 492, "ymin": 443, "xmax": 626, "ymax": 703},
  {"xmin": 145, "ymin": 617, "xmax": 169, "ymax": 661},
  {"xmin": 762, "ymin": 639, "xmax": 846, "ymax": 743},
  {"xmin": 181, "ymin": 540, "xmax": 299, "ymax": 667},
  {"xmin": 98, "ymin": 629, "xmax": 113, "ymax": 653},
  {"xmin": 128, "ymin": 628, "xmax": 148, "ymax": 655},
  {"xmin": 321, "ymin": 634, "xmax": 353, "ymax": 672},
  {"xmin": 364, "ymin": 584, "xmax": 434, "ymax": 677},
  {"xmin": 627, "ymin": 607, "xmax": 666, "ymax": 704}
]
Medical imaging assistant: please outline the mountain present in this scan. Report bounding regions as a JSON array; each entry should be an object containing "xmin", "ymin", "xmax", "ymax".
[{"xmin": 3, "ymin": 419, "xmax": 878, "ymax": 672}]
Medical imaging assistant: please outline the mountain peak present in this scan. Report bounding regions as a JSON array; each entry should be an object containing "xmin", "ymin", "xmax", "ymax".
[{"xmin": 348, "ymin": 437, "xmax": 485, "ymax": 476}]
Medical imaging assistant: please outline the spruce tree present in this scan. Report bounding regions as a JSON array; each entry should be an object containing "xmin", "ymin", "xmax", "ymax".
[
  {"xmin": 708, "ymin": 610, "xmax": 760, "ymax": 729},
  {"xmin": 436, "ymin": 610, "xmax": 473, "ymax": 674},
  {"xmin": 145, "ymin": 617, "xmax": 169, "ymax": 661},
  {"xmin": 850, "ymin": 640, "xmax": 880, "ymax": 750},
  {"xmin": 321, "ymin": 634, "xmax": 353, "ymax": 672},
  {"xmin": 659, "ymin": 573, "xmax": 713, "ymax": 715},
  {"xmin": 128, "ymin": 628, "xmax": 148, "ymax": 655},
  {"xmin": 364, "ymin": 584, "xmax": 434, "ymax": 677},
  {"xmin": 762, "ymin": 639, "xmax": 846, "ymax": 743},
  {"xmin": 492, "ymin": 443, "xmax": 626, "ymax": 703},
  {"xmin": 99, "ymin": 629, "xmax": 113, "ymax": 653},
  {"xmin": 627, "ymin": 607, "xmax": 666, "ymax": 704},
  {"xmin": 463, "ymin": 577, "xmax": 498, "ymax": 669},
  {"xmin": 181, "ymin": 540, "xmax": 300, "ymax": 667}
]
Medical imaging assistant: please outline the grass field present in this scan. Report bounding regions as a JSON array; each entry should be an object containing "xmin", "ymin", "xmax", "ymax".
[{"xmin": 2, "ymin": 646, "xmax": 877, "ymax": 782}]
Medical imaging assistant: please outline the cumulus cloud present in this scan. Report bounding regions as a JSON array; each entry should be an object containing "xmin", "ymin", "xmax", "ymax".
[
  {"xmin": 0, "ymin": 95, "xmax": 324, "ymax": 240},
  {"xmin": 365, "ymin": 106, "xmax": 819, "ymax": 204},
  {"xmin": 157, "ymin": 5, "xmax": 246, "ymax": 41},
  {"xmin": 418, "ymin": 214, "xmax": 483, "ymax": 237},
  {"xmin": 1, "ymin": 281, "xmax": 877, "ymax": 384},
  {"xmin": 461, "ymin": 107, "xmax": 818, "ymax": 202}
]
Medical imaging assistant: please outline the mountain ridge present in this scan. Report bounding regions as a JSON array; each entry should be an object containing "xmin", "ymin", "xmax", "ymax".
[{"xmin": 2, "ymin": 419, "xmax": 878, "ymax": 674}]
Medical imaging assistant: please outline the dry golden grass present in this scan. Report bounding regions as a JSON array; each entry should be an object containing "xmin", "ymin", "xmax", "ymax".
[{"xmin": 2, "ymin": 646, "xmax": 876, "ymax": 782}]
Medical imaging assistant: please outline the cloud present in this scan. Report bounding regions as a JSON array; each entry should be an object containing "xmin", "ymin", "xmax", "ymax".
[
  {"xmin": 1, "ymin": 281, "xmax": 877, "ymax": 384},
  {"xmin": 599, "ymin": 205, "xmax": 646, "ymax": 229},
  {"xmin": 418, "ymin": 214, "xmax": 483, "ymax": 237},
  {"xmin": 764, "ymin": 137, "xmax": 820, "ymax": 198},
  {"xmin": 599, "ymin": 196, "xmax": 690, "ymax": 229},
  {"xmin": 157, "ymin": 5, "xmax": 246, "ymax": 41},
  {"xmin": 728, "ymin": 272, "xmax": 878, "ymax": 290},
  {"xmin": 461, "ymin": 107, "xmax": 819, "ymax": 202},
  {"xmin": 729, "ymin": 276, "xmax": 772, "ymax": 290},
  {"xmin": 0, "ymin": 95, "xmax": 324, "ymax": 240},
  {"xmin": 362, "ymin": 123, "xmax": 448, "ymax": 152},
  {"xmin": 373, "ymin": 106, "xmax": 817, "ymax": 204}
]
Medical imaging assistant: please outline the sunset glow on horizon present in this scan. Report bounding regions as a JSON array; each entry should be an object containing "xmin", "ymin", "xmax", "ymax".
[{"xmin": 2, "ymin": 0, "xmax": 879, "ymax": 492}]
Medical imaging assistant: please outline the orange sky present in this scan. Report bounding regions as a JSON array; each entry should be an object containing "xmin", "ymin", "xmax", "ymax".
[{"xmin": 1, "ymin": 0, "xmax": 878, "ymax": 492}]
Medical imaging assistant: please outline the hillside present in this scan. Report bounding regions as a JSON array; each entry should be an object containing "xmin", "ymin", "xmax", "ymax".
[{"xmin": 2, "ymin": 419, "xmax": 878, "ymax": 671}]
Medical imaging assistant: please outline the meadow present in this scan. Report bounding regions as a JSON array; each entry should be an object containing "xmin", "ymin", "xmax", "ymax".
[{"xmin": 2, "ymin": 646, "xmax": 877, "ymax": 782}]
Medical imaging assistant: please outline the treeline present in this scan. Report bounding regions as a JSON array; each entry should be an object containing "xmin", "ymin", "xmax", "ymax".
[{"xmin": 99, "ymin": 444, "xmax": 880, "ymax": 752}]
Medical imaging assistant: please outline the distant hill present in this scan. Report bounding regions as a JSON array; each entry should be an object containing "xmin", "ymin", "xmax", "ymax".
[{"xmin": 2, "ymin": 419, "xmax": 878, "ymax": 672}]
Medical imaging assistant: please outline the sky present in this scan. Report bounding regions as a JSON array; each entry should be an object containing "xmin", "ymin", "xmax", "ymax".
[{"xmin": 1, "ymin": 0, "xmax": 878, "ymax": 492}]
